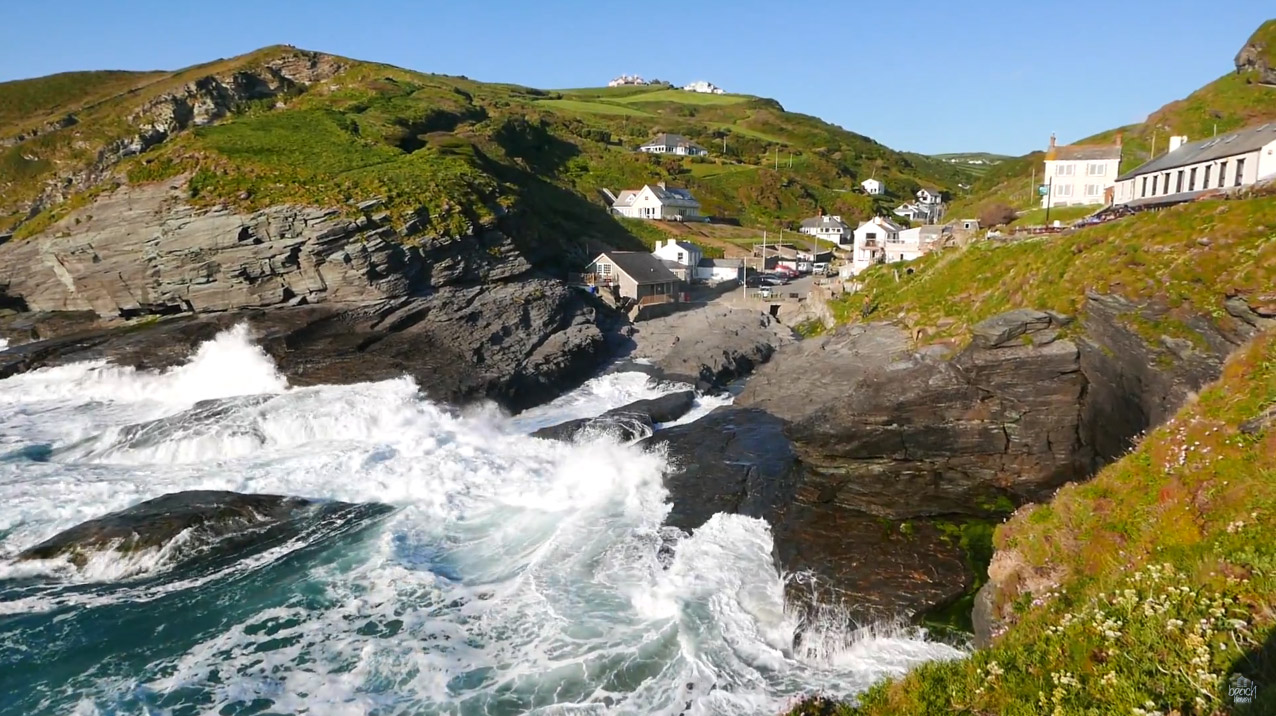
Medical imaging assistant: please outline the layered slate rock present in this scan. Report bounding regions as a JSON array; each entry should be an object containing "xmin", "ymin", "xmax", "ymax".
[
  {"xmin": 740, "ymin": 312, "xmax": 1089, "ymax": 518},
  {"xmin": 533, "ymin": 390, "xmax": 696, "ymax": 442},
  {"xmin": 620, "ymin": 305, "xmax": 794, "ymax": 390},
  {"xmin": 643, "ymin": 407, "xmax": 973, "ymax": 621},
  {"xmin": 17, "ymin": 490, "xmax": 393, "ymax": 570},
  {"xmin": 0, "ymin": 279, "xmax": 616, "ymax": 413}
]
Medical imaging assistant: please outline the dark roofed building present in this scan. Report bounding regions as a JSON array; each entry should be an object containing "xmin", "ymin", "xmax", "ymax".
[
  {"xmin": 587, "ymin": 251, "xmax": 682, "ymax": 305},
  {"xmin": 1113, "ymin": 122, "xmax": 1276, "ymax": 207}
]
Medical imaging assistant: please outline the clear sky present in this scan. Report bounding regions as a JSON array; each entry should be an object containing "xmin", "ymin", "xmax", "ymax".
[{"xmin": 1, "ymin": 1, "xmax": 1270, "ymax": 156}]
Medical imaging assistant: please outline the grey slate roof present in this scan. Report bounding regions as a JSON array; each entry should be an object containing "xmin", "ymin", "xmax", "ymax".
[
  {"xmin": 612, "ymin": 184, "xmax": 700, "ymax": 208},
  {"xmin": 1053, "ymin": 144, "xmax": 1122, "ymax": 161},
  {"xmin": 800, "ymin": 215, "xmax": 851, "ymax": 230},
  {"xmin": 1116, "ymin": 123, "xmax": 1276, "ymax": 181},
  {"xmin": 698, "ymin": 257, "xmax": 745, "ymax": 268},
  {"xmin": 639, "ymin": 133, "xmax": 707, "ymax": 152},
  {"xmin": 595, "ymin": 251, "xmax": 681, "ymax": 285}
]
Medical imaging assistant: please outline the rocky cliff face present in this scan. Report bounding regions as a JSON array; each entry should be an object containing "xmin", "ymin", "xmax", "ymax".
[
  {"xmin": 1235, "ymin": 22, "xmax": 1276, "ymax": 86},
  {"xmin": 727, "ymin": 298, "xmax": 1261, "ymax": 625},
  {"xmin": 13, "ymin": 50, "xmax": 344, "ymax": 220},
  {"xmin": 0, "ymin": 182, "xmax": 526, "ymax": 318}
]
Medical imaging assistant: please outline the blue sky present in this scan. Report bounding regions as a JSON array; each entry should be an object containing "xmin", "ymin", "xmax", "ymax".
[{"xmin": 1, "ymin": 1, "xmax": 1270, "ymax": 155}]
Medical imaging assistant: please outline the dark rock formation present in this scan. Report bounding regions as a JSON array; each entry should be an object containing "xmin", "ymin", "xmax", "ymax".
[
  {"xmin": 739, "ymin": 313, "xmax": 1088, "ymax": 519},
  {"xmin": 1235, "ymin": 24, "xmax": 1276, "ymax": 85},
  {"xmin": 644, "ymin": 407, "xmax": 973, "ymax": 621},
  {"xmin": 619, "ymin": 305, "xmax": 793, "ymax": 390},
  {"xmin": 16, "ymin": 490, "xmax": 393, "ymax": 571},
  {"xmin": 533, "ymin": 389, "xmax": 696, "ymax": 442},
  {"xmin": 0, "ymin": 279, "xmax": 617, "ymax": 413}
]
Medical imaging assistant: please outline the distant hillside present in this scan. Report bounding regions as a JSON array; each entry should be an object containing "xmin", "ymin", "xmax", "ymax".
[
  {"xmin": 953, "ymin": 19, "xmax": 1276, "ymax": 218},
  {"xmin": 0, "ymin": 47, "xmax": 969, "ymax": 257}
]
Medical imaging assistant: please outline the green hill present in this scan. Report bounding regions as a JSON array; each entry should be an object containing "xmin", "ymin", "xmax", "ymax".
[
  {"xmin": 953, "ymin": 20, "xmax": 1276, "ymax": 220},
  {"xmin": 0, "ymin": 46, "xmax": 969, "ymax": 255}
]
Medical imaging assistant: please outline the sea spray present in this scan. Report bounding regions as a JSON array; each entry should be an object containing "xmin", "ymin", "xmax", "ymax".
[{"xmin": 0, "ymin": 326, "xmax": 961, "ymax": 715}]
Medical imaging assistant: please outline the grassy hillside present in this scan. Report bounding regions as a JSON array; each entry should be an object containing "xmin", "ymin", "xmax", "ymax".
[
  {"xmin": 0, "ymin": 47, "xmax": 969, "ymax": 258},
  {"xmin": 810, "ymin": 327, "xmax": 1276, "ymax": 715},
  {"xmin": 832, "ymin": 191, "xmax": 1276, "ymax": 346},
  {"xmin": 954, "ymin": 19, "xmax": 1276, "ymax": 220}
]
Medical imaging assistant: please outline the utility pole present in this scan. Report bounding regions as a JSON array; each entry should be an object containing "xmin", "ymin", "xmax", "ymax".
[
  {"xmin": 775, "ymin": 146, "xmax": 779, "ymax": 171},
  {"xmin": 1044, "ymin": 176, "xmax": 1054, "ymax": 225}
]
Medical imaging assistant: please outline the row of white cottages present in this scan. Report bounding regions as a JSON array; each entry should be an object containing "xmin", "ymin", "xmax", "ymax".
[{"xmin": 1042, "ymin": 122, "xmax": 1276, "ymax": 209}]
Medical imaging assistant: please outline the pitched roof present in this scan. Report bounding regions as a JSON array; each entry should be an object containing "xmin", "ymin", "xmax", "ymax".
[
  {"xmin": 611, "ymin": 184, "xmax": 700, "ymax": 208},
  {"xmin": 697, "ymin": 257, "xmax": 746, "ymax": 268},
  {"xmin": 800, "ymin": 215, "xmax": 851, "ymax": 230},
  {"xmin": 858, "ymin": 217, "xmax": 904, "ymax": 232},
  {"xmin": 594, "ymin": 251, "xmax": 681, "ymax": 285},
  {"xmin": 1052, "ymin": 144, "xmax": 1122, "ymax": 162},
  {"xmin": 1116, "ymin": 122, "xmax": 1276, "ymax": 181}
]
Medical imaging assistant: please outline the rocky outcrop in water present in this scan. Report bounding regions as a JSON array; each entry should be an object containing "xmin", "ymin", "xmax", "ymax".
[
  {"xmin": 16, "ymin": 490, "xmax": 392, "ymax": 570},
  {"xmin": 533, "ymin": 390, "xmax": 696, "ymax": 442}
]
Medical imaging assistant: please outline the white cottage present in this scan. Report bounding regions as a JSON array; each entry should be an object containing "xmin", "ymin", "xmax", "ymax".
[
  {"xmin": 637, "ymin": 133, "xmax": 708, "ymax": 156},
  {"xmin": 1112, "ymin": 123, "xmax": 1276, "ymax": 207},
  {"xmin": 611, "ymin": 183, "xmax": 702, "ymax": 220},
  {"xmin": 888, "ymin": 225, "xmax": 948, "ymax": 264},
  {"xmin": 1041, "ymin": 134, "xmax": 1122, "ymax": 208},
  {"xmin": 652, "ymin": 239, "xmax": 703, "ymax": 270},
  {"xmin": 798, "ymin": 214, "xmax": 854, "ymax": 247},
  {"xmin": 850, "ymin": 216, "xmax": 903, "ymax": 275},
  {"xmin": 861, "ymin": 178, "xmax": 884, "ymax": 195}
]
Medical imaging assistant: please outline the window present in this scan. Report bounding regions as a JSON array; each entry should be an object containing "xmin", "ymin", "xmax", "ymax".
[
  {"xmin": 1055, "ymin": 184, "xmax": 1073, "ymax": 197},
  {"xmin": 1235, "ymin": 158, "xmax": 1246, "ymax": 186},
  {"xmin": 1141, "ymin": 176, "xmax": 1149, "ymax": 197},
  {"xmin": 1056, "ymin": 164, "xmax": 1075, "ymax": 176},
  {"xmin": 598, "ymin": 262, "xmax": 611, "ymax": 276},
  {"xmin": 1085, "ymin": 184, "xmax": 1102, "ymax": 197},
  {"xmin": 1087, "ymin": 163, "xmax": 1107, "ymax": 176},
  {"xmin": 1163, "ymin": 173, "xmax": 1171, "ymax": 194},
  {"xmin": 1151, "ymin": 176, "xmax": 1159, "ymax": 194},
  {"xmin": 1219, "ymin": 161, "xmax": 1228, "ymax": 188},
  {"xmin": 1175, "ymin": 170, "xmax": 1184, "ymax": 193},
  {"xmin": 676, "ymin": 252, "xmax": 685, "ymax": 263},
  {"xmin": 1189, "ymin": 167, "xmax": 1197, "ymax": 191},
  {"xmin": 1203, "ymin": 165, "xmax": 1211, "ymax": 187}
]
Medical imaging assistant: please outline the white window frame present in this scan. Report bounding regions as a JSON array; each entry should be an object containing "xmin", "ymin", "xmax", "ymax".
[
  {"xmin": 1056, "ymin": 164, "xmax": 1075, "ymax": 176},
  {"xmin": 1055, "ymin": 184, "xmax": 1074, "ymax": 197},
  {"xmin": 1087, "ymin": 163, "xmax": 1107, "ymax": 176},
  {"xmin": 1085, "ymin": 184, "xmax": 1102, "ymax": 197}
]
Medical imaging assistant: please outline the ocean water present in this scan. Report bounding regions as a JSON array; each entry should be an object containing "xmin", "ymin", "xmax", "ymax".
[{"xmin": 0, "ymin": 326, "xmax": 961, "ymax": 715}]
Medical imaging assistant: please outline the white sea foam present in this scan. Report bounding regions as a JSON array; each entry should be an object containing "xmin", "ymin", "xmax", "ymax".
[
  {"xmin": 0, "ymin": 326, "xmax": 961, "ymax": 714},
  {"xmin": 0, "ymin": 337, "xmax": 8, "ymax": 352}
]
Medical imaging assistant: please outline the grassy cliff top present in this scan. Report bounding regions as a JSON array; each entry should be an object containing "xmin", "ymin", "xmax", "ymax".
[
  {"xmin": 824, "ymin": 327, "xmax": 1276, "ymax": 715},
  {"xmin": 0, "ymin": 46, "xmax": 969, "ymax": 252},
  {"xmin": 834, "ymin": 191, "xmax": 1276, "ymax": 347}
]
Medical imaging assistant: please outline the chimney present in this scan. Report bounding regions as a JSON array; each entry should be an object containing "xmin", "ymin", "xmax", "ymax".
[
  {"xmin": 1115, "ymin": 131, "xmax": 1123, "ymax": 147},
  {"xmin": 1168, "ymin": 135, "xmax": 1188, "ymax": 152},
  {"xmin": 1049, "ymin": 133, "xmax": 1057, "ymax": 150}
]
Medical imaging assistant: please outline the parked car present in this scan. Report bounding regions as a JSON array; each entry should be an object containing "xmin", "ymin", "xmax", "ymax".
[
  {"xmin": 812, "ymin": 262, "xmax": 829, "ymax": 275},
  {"xmin": 760, "ymin": 275, "xmax": 787, "ymax": 286},
  {"xmin": 745, "ymin": 275, "xmax": 762, "ymax": 287},
  {"xmin": 756, "ymin": 286, "xmax": 774, "ymax": 299}
]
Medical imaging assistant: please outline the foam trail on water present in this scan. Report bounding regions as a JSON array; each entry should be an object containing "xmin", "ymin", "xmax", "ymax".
[
  {"xmin": 0, "ymin": 337, "xmax": 8, "ymax": 351},
  {"xmin": 0, "ymin": 326, "xmax": 961, "ymax": 715}
]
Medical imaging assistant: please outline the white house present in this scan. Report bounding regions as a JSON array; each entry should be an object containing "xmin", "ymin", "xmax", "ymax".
[
  {"xmin": 611, "ymin": 183, "xmax": 701, "ymax": 220},
  {"xmin": 850, "ymin": 216, "xmax": 903, "ymax": 275},
  {"xmin": 638, "ymin": 133, "xmax": 708, "ymax": 157},
  {"xmin": 682, "ymin": 80, "xmax": 725, "ymax": 94},
  {"xmin": 695, "ymin": 258, "xmax": 746, "ymax": 283},
  {"xmin": 799, "ymin": 214, "xmax": 854, "ymax": 246},
  {"xmin": 1112, "ymin": 122, "xmax": 1276, "ymax": 207},
  {"xmin": 887, "ymin": 225, "xmax": 949, "ymax": 264},
  {"xmin": 609, "ymin": 74, "xmax": 649, "ymax": 87},
  {"xmin": 652, "ymin": 238, "xmax": 703, "ymax": 271},
  {"xmin": 893, "ymin": 189, "xmax": 946, "ymax": 224},
  {"xmin": 1041, "ymin": 134, "xmax": 1122, "ymax": 208},
  {"xmin": 861, "ymin": 178, "xmax": 884, "ymax": 195}
]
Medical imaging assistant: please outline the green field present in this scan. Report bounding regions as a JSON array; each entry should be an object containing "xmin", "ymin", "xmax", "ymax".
[
  {"xmin": 533, "ymin": 99, "xmax": 652, "ymax": 116},
  {"xmin": 1009, "ymin": 204, "xmax": 1097, "ymax": 227},
  {"xmin": 611, "ymin": 88, "xmax": 752, "ymax": 105}
]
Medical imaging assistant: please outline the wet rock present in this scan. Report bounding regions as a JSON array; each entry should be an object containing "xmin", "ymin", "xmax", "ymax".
[
  {"xmin": 620, "ymin": 305, "xmax": 793, "ymax": 390},
  {"xmin": 16, "ymin": 490, "xmax": 393, "ymax": 568},
  {"xmin": 533, "ymin": 390, "xmax": 696, "ymax": 442},
  {"xmin": 0, "ymin": 280, "xmax": 621, "ymax": 413}
]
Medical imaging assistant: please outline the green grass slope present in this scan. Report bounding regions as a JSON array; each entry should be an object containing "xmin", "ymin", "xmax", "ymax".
[
  {"xmin": 0, "ymin": 47, "xmax": 969, "ymax": 253},
  {"xmin": 822, "ymin": 328, "xmax": 1276, "ymax": 715},
  {"xmin": 832, "ymin": 192, "xmax": 1276, "ymax": 346}
]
